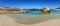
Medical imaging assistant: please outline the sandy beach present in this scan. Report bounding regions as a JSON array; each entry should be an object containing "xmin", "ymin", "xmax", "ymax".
[{"xmin": 0, "ymin": 15, "xmax": 60, "ymax": 26}]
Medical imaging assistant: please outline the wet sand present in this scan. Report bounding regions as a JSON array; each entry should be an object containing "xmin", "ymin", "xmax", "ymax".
[{"xmin": 0, "ymin": 15, "xmax": 60, "ymax": 26}]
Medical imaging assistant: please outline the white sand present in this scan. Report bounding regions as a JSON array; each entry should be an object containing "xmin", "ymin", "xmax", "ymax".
[{"xmin": 0, "ymin": 15, "xmax": 60, "ymax": 26}]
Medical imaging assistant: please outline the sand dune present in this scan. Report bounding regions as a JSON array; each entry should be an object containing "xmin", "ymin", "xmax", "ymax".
[{"xmin": 0, "ymin": 15, "xmax": 60, "ymax": 26}]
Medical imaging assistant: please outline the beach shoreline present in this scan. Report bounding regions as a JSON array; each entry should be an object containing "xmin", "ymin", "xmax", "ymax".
[{"xmin": 0, "ymin": 15, "xmax": 60, "ymax": 26}]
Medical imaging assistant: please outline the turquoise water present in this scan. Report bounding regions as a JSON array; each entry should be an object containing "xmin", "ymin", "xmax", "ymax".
[{"xmin": 7, "ymin": 10, "xmax": 60, "ymax": 25}]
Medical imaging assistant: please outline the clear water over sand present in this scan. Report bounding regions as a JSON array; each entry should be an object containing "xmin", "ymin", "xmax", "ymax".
[{"xmin": 7, "ymin": 10, "xmax": 60, "ymax": 25}]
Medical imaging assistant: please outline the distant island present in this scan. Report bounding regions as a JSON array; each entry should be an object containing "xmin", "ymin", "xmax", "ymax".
[
  {"xmin": 55, "ymin": 7, "xmax": 60, "ymax": 9},
  {"xmin": 53, "ymin": 7, "xmax": 60, "ymax": 10}
]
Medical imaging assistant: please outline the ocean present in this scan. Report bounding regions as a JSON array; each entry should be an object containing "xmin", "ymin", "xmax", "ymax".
[{"xmin": 7, "ymin": 9, "xmax": 60, "ymax": 25}]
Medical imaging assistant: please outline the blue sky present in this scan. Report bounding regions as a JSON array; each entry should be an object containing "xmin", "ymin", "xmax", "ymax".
[{"xmin": 0, "ymin": 0, "xmax": 60, "ymax": 9}]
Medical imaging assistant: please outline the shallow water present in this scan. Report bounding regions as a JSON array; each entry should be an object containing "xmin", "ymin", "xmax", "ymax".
[{"xmin": 7, "ymin": 10, "xmax": 60, "ymax": 25}]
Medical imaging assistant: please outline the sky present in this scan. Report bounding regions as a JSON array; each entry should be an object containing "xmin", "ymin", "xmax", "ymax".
[{"xmin": 0, "ymin": 0, "xmax": 60, "ymax": 9}]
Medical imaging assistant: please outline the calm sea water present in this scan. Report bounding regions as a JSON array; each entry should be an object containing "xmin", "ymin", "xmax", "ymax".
[{"xmin": 7, "ymin": 10, "xmax": 60, "ymax": 25}]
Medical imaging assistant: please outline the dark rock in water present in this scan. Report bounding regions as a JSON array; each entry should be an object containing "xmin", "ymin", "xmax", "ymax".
[{"xmin": 41, "ymin": 11, "xmax": 50, "ymax": 14}]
